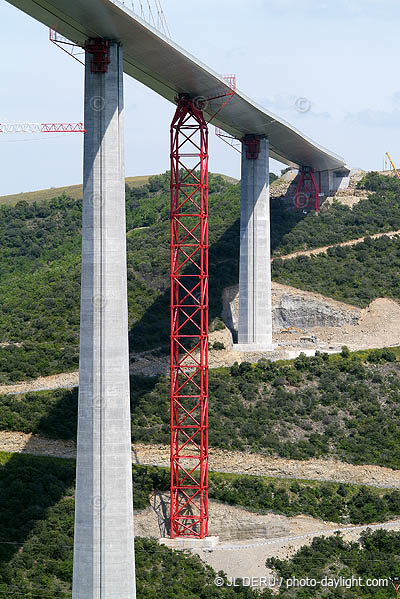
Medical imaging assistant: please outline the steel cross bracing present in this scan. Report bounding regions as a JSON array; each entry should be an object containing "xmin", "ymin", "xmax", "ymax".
[
  {"xmin": 0, "ymin": 122, "xmax": 85, "ymax": 133},
  {"xmin": 170, "ymin": 95, "xmax": 209, "ymax": 539},
  {"xmin": 296, "ymin": 167, "xmax": 320, "ymax": 213}
]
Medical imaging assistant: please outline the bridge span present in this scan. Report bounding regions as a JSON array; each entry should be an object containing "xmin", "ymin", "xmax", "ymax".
[{"xmin": 4, "ymin": 2, "xmax": 351, "ymax": 598}]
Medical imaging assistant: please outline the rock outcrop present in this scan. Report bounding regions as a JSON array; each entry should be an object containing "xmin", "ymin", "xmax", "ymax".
[{"xmin": 223, "ymin": 282, "xmax": 361, "ymax": 336}]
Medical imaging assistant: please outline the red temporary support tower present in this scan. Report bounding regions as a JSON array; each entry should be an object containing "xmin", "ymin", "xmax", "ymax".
[
  {"xmin": 296, "ymin": 166, "xmax": 320, "ymax": 213},
  {"xmin": 170, "ymin": 95, "xmax": 209, "ymax": 539}
]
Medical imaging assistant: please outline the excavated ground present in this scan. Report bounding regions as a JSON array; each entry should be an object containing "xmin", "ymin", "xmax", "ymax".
[
  {"xmin": 1, "ymin": 431, "xmax": 399, "ymax": 585},
  {"xmin": 135, "ymin": 494, "xmax": 400, "ymax": 585},
  {"xmin": 1, "ymin": 432, "xmax": 399, "ymax": 489},
  {"xmin": 2, "ymin": 291, "xmax": 400, "ymax": 388}
]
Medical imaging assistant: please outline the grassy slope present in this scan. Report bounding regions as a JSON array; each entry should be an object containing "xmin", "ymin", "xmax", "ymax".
[
  {"xmin": 0, "ymin": 451, "xmax": 398, "ymax": 597},
  {"xmin": 0, "ymin": 454, "xmax": 255, "ymax": 598},
  {"xmin": 0, "ymin": 173, "xmax": 240, "ymax": 382},
  {"xmin": 0, "ymin": 173, "xmax": 238, "ymax": 207},
  {"xmin": 0, "ymin": 176, "xmax": 154, "ymax": 207},
  {"xmin": 272, "ymin": 234, "xmax": 400, "ymax": 307},
  {"xmin": 272, "ymin": 172, "xmax": 400, "ymax": 306}
]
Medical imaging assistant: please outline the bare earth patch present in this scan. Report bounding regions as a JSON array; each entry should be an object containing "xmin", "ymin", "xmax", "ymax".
[{"xmin": 1, "ymin": 432, "xmax": 399, "ymax": 489}]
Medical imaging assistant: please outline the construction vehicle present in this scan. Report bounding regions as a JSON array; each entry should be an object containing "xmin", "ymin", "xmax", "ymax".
[
  {"xmin": 385, "ymin": 152, "xmax": 400, "ymax": 180},
  {"xmin": 280, "ymin": 326, "xmax": 305, "ymax": 334}
]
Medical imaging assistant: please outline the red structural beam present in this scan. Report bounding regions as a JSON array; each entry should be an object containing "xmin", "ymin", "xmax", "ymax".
[
  {"xmin": 170, "ymin": 95, "xmax": 209, "ymax": 539},
  {"xmin": 296, "ymin": 167, "xmax": 320, "ymax": 213},
  {"xmin": 42, "ymin": 123, "xmax": 86, "ymax": 132}
]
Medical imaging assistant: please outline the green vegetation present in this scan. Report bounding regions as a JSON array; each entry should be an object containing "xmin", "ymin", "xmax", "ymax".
[
  {"xmin": 2, "ymin": 349, "xmax": 400, "ymax": 469},
  {"xmin": 0, "ymin": 451, "xmax": 399, "ymax": 598},
  {"xmin": 0, "ymin": 452, "xmax": 256, "ymax": 598},
  {"xmin": 273, "ymin": 171, "xmax": 400, "ymax": 256},
  {"xmin": 272, "ymin": 234, "xmax": 400, "ymax": 307},
  {"xmin": 265, "ymin": 530, "xmax": 400, "ymax": 597},
  {"xmin": 209, "ymin": 471, "xmax": 400, "ymax": 525},
  {"xmin": 114, "ymin": 462, "xmax": 400, "ymax": 526},
  {"xmin": 272, "ymin": 173, "xmax": 400, "ymax": 305},
  {"xmin": 0, "ymin": 175, "xmax": 153, "ymax": 207},
  {"xmin": 0, "ymin": 171, "xmax": 303, "ymax": 381},
  {"xmin": 2, "ymin": 170, "xmax": 400, "ymax": 382},
  {"xmin": 0, "ymin": 173, "xmax": 242, "ymax": 382}
]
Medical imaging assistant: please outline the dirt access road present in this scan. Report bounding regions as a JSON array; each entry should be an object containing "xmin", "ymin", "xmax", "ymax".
[
  {"xmin": 1, "ymin": 432, "xmax": 399, "ymax": 490},
  {"xmin": 274, "ymin": 229, "xmax": 400, "ymax": 261}
]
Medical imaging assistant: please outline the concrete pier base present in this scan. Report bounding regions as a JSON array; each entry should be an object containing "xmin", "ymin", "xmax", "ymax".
[
  {"xmin": 234, "ymin": 136, "xmax": 273, "ymax": 352},
  {"xmin": 233, "ymin": 343, "xmax": 274, "ymax": 352},
  {"xmin": 159, "ymin": 536, "xmax": 220, "ymax": 551},
  {"xmin": 72, "ymin": 42, "xmax": 136, "ymax": 599}
]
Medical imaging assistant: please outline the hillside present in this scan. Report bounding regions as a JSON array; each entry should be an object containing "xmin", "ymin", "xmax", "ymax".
[
  {"xmin": 0, "ymin": 173, "xmax": 238, "ymax": 207},
  {"xmin": 1, "ymin": 171, "xmax": 400, "ymax": 383},
  {"xmin": 0, "ymin": 452, "xmax": 398, "ymax": 598},
  {"xmin": 0, "ymin": 453, "xmax": 258, "ymax": 598},
  {"xmin": 264, "ymin": 530, "xmax": 400, "ymax": 597},
  {"xmin": 0, "ymin": 175, "xmax": 154, "ymax": 207},
  {"xmin": 1, "ymin": 348, "xmax": 400, "ymax": 469},
  {"xmin": 1, "ymin": 171, "xmax": 400, "ymax": 594}
]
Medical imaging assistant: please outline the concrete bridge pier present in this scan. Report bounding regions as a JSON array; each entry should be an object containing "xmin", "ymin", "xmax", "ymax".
[
  {"xmin": 72, "ymin": 41, "xmax": 136, "ymax": 599},
  {"xmin": 318, "ymin": 168, "xmax": 350, "ymax": 199},
  {"xmin": 234, "ymin": 135, "xmax": 274, "ymax": 352}
]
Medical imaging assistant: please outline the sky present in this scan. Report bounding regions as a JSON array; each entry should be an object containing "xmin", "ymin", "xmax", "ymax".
[{"xmin": 1, "ymin": 0, "xmax": 400, "ymax": 195}]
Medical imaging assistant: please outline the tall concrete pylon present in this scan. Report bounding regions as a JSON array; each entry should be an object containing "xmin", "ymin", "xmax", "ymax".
[
  {"xmin": 235, "ymin": 135, "xmax": 273, "ymax": 352},
  {"xmin": 72, "ymin": 42, "xmax": 136, "ymax": 599}
]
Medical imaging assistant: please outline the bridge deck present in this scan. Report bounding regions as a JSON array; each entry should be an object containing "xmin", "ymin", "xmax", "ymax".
[{"xmin": 6, "ymin": 0, "xmax": 349, "ymax": 170}]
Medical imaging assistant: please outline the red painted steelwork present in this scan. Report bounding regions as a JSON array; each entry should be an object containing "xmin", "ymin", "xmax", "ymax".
[
  {"xmin": 296, "ymin": 167, "xmax": 320, "ymax": 213},
  {"xmin": 242, "ymin": 135, "xmax": 261, "ymax": 160},
  {"xmin": 84, "ymin": 39, "xmax": 111, "ymax": 73},
  {"xmin": 0, "ymin": 123, "xmax": 85, "ymax": 133},
  {"xmin": 170, "ymin": 95, "xmax": 209, "ymax": 539},
  {"xmin": 41, "ymin": 123, "xmax": 86, "ymax": 132}
]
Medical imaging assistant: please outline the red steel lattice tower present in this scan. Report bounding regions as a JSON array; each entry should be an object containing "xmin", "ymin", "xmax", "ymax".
[
  {"xmin": 170, "ymin": 95, "xmax": 209, "ymax": 538},
  {"xmin": 296, "ymin": 166, "xmax": 320, "ymax": 213}
]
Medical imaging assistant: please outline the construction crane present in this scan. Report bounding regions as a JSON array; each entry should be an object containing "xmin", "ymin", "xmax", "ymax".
[
  {"xmin": 385, "ymin": 151, "xmax": 400, "ymax": 180},
  {"xmin": 0, "ymin": 122, "xmax": 85, "ymax": 134},
  {"xmin": 0, "ymin": 122, "xmax": 85, "ymax": 194}
]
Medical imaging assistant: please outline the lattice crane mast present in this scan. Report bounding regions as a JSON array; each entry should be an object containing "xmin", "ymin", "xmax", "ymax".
[
  {"xmin": 0, "ymin": 122, "xmax": 85, "ymax": 134},
  {"xmin": 385, "ymin": 151, "xmax": 400, "ymax": 180}
]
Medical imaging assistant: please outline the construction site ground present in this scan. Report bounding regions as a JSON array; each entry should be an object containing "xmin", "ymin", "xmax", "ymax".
[{"xmin": 2, "ymin": 289, "xmax": 399, "ymax": 392}]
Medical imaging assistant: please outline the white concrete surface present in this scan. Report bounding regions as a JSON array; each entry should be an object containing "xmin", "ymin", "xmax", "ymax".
[
  {"xmin": 72, "ymin": 43, "xmax": 136, "ymax": 599},
  {"xmin": 236, "ymin": 137, "xmax": 273, "ymax": 352},
  {"xmin": 6, "ymin": 0, "xmax": 349, "ymax": 171},
  {"xmin": 159, "ymin": 536, "xmax": 220, "ymax": 550}
]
